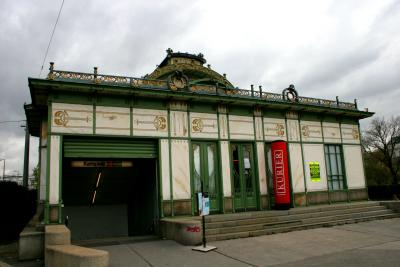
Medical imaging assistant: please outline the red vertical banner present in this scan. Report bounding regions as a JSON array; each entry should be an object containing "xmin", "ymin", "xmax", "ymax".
[{"xmin": 271, "ymin": 140, "xmax": 291, "ymax": 209}]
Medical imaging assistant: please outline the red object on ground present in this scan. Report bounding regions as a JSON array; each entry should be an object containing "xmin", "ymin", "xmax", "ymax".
[{"xmin": 271, "ymin": 140, "xmax": 291, "ymax": 208}]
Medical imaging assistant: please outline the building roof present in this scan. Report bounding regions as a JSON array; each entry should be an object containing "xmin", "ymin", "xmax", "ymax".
[
  {"xmin": 145, "ymin": 49, "xmax": 234, "ymax": 88},
  {"xmin": 25, "ymin": 50, "xmax": 374, "ymax": 136}
]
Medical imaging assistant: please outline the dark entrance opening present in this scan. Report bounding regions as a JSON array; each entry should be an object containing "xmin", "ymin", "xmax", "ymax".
[{"xmin": 62, "ymin": 158, "xmax": 158, "ymax": 240}]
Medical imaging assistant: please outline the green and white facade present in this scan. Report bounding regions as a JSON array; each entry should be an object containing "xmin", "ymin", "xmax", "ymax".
[{"xmin": 25, "ymin": 50, "xmax": 373, "ymax": 239}]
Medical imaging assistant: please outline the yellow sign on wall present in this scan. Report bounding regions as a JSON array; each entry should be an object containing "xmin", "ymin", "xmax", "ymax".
[{"xmin": 309, "ymin": 161, "xmax": 320, "ymax": 182}]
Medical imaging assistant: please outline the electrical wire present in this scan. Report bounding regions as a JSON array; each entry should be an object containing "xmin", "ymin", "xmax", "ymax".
[
  {"xmin": 0, "ymin": 120, "xmax": 26, "ymax": 124},
  {"xmin": 38, "ymin": 0, "xmax": 65, "ymax": 77}
]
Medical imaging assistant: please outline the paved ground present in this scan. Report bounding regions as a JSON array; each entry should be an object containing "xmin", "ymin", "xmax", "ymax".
[{"xmin": 2, "ymin": 218, "xmax": 400, "ymax": 266}]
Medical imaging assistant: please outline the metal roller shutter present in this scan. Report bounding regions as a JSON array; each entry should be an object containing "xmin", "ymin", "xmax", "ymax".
[{"xmin": 63, "ymin": 138, "xmax": 157, "ymax": 158}]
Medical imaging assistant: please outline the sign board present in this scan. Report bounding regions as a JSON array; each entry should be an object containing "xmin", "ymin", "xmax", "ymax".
[
  {"xmin": 71, "ymin": 161, "xmax": 133, "ymax": 168},
  {"xmin": 309, "ymin": 161, "xmax": 320, "ymax": 182},
  {"xmin": 273, "ymin": 149, "xmax": 286, "ymax": 196},
  {"xmin": 197, "ymin": 192, "xmax": 210, "ymax": 216},
  {"xmin": 202, "ymin": 197, "xmax": 210, "ymax": 216}
]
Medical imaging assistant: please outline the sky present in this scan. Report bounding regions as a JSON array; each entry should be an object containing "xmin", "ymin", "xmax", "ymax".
[{"xmin": 0, "ymin": 0, "xmax": 399, "ymax": 176}]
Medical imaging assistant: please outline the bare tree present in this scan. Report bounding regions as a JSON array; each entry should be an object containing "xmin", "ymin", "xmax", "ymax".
[{"xmin": 363, "ymin": 116, "xmax": 400, "ymax": 185}]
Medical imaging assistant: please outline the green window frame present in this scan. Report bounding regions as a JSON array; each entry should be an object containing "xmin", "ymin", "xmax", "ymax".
[{"xmin": 324, "ymin": 145, "xmax": 346, "ymax": 191}]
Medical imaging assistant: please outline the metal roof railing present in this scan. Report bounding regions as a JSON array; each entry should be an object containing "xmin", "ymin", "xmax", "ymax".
[{"xmin": 47, "ymin": 65, "xmax": 358, "ymax": 110}]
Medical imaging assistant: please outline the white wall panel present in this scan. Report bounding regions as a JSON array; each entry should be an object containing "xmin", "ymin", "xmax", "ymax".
[
  {"xmin": 49, "ymin": 135, "xmax": 61, "ymax": 204},
  {"xmin": 96, "ymin": 106, "xmax": 130, "ymax": 135},
  {"xmin": 219, "ymin": 114, "xmax": 229, "ymax": 139},
  {"xmin": 257, "ymin": 142, "xmax": 268, "ymax": 195},
  {"xmin": 343, "ymin": 145, "xmax": 366, "ymax": 189},
  {"xmin": 287, "ymin": 119, "xmax": 300, "ymax": 142},
  {"xmin": 51, "ymin": 103, "xmax": 93, "ymax": 134},
  {"xmin": 289, "ymin": 143, "xmax": 304, "ymax": 193},
  {"xmin": 190, "ymin": 112, "xmax": 218, "ymax": 139},
  {"xmin": 341, "ymin": 124, "xmax": 360, "ymax": 144},
  {"xmin": 41, "ymin": 121, "xmax": 48, "ymax": 146},
  {"xmin": 170, "ymin": 111, "xmax": 188, "ymax": 138},
  {"xmin": 300, "ymin": 121, "xmax": 323, "ymax": 142},
  {"xmin": 254, "ymin": 117, "xmax": 264, "ymax": 141},
  {"xmin": 220, "ymin": 141, "xmax": 231, "ymax": 197},
  {"xmin": 39, "ymin": 147, "xmax": 47, "ymax": 201},
  {"xmin": 323, "ymin": 122, "xmax": 341, "ymax": 143},
  {"xmin": 229, "ymin": 115, "xmax": 254, "ymax": 140},
  {"xmin": 171, "ymin": 140, "xmax": 191, "ymax": 199},
  {"xmin": 264, "ymin": 118, "xmax": 287, "ymax": 141},
  {"xmin": 160, "ymin": 139, "xmax": 170, "ymax": 200},
  {"xmin": 132, "ymin": 108, "xmax": 168, "ymax": 137},
  {"xmin": 303, "ymin": 144, "xmax": 328, "ymax": 191}
]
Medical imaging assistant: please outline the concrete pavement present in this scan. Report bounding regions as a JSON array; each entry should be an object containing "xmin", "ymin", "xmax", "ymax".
[
  {"xmin": 2, "ymin": 218, "xmax": 400, "ymax": 266},
  {"xmin": 98, "ymin": 218, "xmax": 400, "ymax": 267}
]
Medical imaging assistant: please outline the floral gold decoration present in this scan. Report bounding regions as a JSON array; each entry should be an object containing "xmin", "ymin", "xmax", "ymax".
[{"xmin": 54, "ymin": 110, "xmax": 69, "ymax": 126}]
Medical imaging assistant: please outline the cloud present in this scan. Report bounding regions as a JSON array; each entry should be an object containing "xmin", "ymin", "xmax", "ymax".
[{"xmin": 0, "ymin": 0, "xmax": 399, "ymax": 173}]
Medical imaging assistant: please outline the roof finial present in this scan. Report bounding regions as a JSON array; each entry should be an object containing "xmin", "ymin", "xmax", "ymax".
[{"xmin": 166, "ymin": 48, "xmax": 173, "ymax": 54}]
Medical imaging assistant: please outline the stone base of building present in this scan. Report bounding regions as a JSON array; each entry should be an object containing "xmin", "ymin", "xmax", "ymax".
[{"xmin": 160, "ymin": 217, "xmax": 202, "ymax": 246}]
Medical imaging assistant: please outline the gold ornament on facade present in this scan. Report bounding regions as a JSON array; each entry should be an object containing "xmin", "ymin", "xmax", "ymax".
[
  {"xmin": 54, "ymin": 110, "xmax": 69, "ymax": 126},
  {"xmin": 192, "ymin": 118, "xmax": 204, "ymax": 132},
  {"xmin": 276, "ymin": 124, "xmax": 285, "ymax": 136},
  {"xmin": 352, "ymin": 129, "xmax": 359, "ymax": 140},
  {"xmin": 302, "ymin": 125, "xmax": 310, "ymax": 137},
  {"xmin": 153, "ymin": 116, "xmax": 167, "ymax": 130}
]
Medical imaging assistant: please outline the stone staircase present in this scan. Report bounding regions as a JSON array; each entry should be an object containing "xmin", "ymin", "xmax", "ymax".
[{"xmin": 205, "ymin": 201, "xmax": 400, "ymax": 242}]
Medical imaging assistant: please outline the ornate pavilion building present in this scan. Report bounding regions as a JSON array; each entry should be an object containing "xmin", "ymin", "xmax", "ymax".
[{"xmin": 25, "ymin": 49, "xmax": 373, "ymax": 240}]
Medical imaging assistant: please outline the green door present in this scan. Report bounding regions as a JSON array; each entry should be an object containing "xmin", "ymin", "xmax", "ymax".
[
  {"xmin": 231, "ymin": 143, "xmax": 257, "ymax": 211},
  {"xmin": 192, "ymin": 142, "xmax": 220, "ymax": 213}
]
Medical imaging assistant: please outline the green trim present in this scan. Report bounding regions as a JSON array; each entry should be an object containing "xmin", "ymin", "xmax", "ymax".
[
  {"xmin": 30, "ymin": 78, "xmax": 373, "ymax": 120},
  {"xmin": 228, "ymin": 106, "xmax": 252, "ymax": 116},
  {"xmin": 226, "ymin": 112, "xmax": 231, "ymax": 140},
  {"xmin": 263, "ymin": 142, "xmax": 272, "ymax": 210},
  {"xmin": 45, "ymin": 102, "xmax": 52, "ymax": 224},
  {"xmin": 158, "ymin": 139, "xmax": 164, "ymax": 218},
  {"xmin": 189, "ymin": 140, "xmax": 195, "ymax": 215},
  {"xmin": 298, "ymin": 115, "xmax": 308, "ymax": 206},
  {"xmin": 167, "ymin": 109, "xmax": 174, "ymax": 216},
  {"xmin": 37, "ymin": 119, "xmax": 44, "ymax": 200},
  {"xmin": 130, "ymin": 106, "xmax": 133, "ymax": 136},
  {"xmin": 230, "ymin": 142, "xmax": 258, "ymax": 211},
  {"xmin": 339, "ymin": 121, "xmax": 343, "ymax": 143},
  {"xmin": 262, "ymin": 110, "xmax": 284, "ymax": 119},
  {"xmin": 285, "ymin": 117, "xmax": 295, "ymax": 208},
  {"xmin": 228, "ymin": 142, "xmax": 235, "ymax": 212},
  {"xmin": 187, "ymin": 110, "xmax": 191, "ymax": 140},
  {"xmin": 358, "ymin": 122, "xmax": 369, "ymax": 200},
  {"xmin": 321, "ymin": 120, "xmax": 331, "ymax": 204},
  {"xmin": 253, "ymin": 142, "xmax": 261, "ymax": 210},
  {"xmin": 217, "ymin": 141, "xmax": 224, "ymax": 213},
  {"xmin": 217, "ymin": 111, "xmax": 221, "ymax": 140},
  {"xmin": 189, "ymin": 102, "xmax": 216, "ymax": 113},
  {"xmin": 252, "ymin": 114, "xmax": 257, "ymax": 141},
  {"xmin": 338, "ymin": 121, "xmax": 351, "ymax": 201},
  {"xmin": 190, "ymin": 141, "xmax": 222, "ymax": 214},
  {"xmin": 58, "ymin": 135, "xmax": 63, "ymax": 223},
  {"xmin": 261, "ymin": 116, "xmax": 265, "ymax": 142},
  {"xmin": 93, "ymin": 104, "xmax": 96, "ymax": 135}
]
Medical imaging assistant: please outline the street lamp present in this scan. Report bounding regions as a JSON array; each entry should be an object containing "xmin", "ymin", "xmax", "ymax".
[{"xmin": 0, "ymin": 159, "xmax": 5, "ymax": 180}]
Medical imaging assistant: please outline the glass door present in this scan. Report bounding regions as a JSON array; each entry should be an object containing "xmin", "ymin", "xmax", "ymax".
[
  {"xmin": 192, "ymin": 142, "xmax": 220, "ymax": 213},
  {"xmin": 231, "ymin": 143, "xmax": 257, "ymax": 211}
]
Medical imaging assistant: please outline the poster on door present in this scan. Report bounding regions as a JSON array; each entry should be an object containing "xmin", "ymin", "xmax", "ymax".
[{"xmin": 309, "ymin": 161, "xmax": 320, "ymax": 182}]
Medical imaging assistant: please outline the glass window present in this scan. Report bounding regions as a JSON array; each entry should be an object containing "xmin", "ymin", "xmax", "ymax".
[
  {"xmin": 193, "ymin": 144, "xmax": 201, "ymax": 193},
  {"xmin": 232, "ymin": 144, "xmax": 241, "ymax": 194},
  {"xmin": 207, "ymin": 144, "xmax": 216, "ymax": 195},
  {"xmin": 243, "ymin": 145, "xmax": 253, "ymax": 195},
  {"xmin": 324, "ymin": 145, "xmax": 346, "ymax": 191}
]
